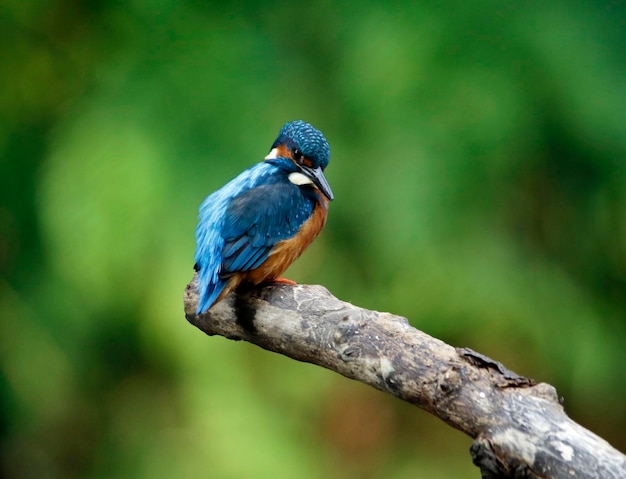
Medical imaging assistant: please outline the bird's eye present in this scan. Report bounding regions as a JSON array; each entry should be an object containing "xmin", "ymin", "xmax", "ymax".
[{"xmin": 292, "ymin": 148, "xmax": 302, "ymax": 161}]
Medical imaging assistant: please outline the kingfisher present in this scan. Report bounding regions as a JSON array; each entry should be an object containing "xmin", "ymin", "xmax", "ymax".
[{"xmin": 194, "ymin": 120, "xmax": 333, "ymax": 314}]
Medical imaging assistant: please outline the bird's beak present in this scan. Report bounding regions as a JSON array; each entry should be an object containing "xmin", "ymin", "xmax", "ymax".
[{"xmin": 299, "ymin": 164, "xmax": 334, "ymax": 201}]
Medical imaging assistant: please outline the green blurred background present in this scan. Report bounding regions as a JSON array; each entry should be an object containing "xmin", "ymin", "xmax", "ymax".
[{"xmin": 1, "ymin": 1, "xmax": 625, "ymax": 477}]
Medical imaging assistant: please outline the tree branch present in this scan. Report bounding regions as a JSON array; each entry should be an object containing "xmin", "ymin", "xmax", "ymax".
[{"xmin": 184, "ymin": 275, "xmax": 626, "ymax": 478}]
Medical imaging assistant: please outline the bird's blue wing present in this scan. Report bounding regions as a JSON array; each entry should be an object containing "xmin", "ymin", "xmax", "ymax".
[
  {"xmin": 220, "ymin": 182, "xmax": 313, "ymax": 275},
  {"xmin": 194, "ymin": 163, "xmax": 314, "ymax": 313},
  {"xmin": 194, "ymin": 163, "xmax": 274, "ymax": 313}
]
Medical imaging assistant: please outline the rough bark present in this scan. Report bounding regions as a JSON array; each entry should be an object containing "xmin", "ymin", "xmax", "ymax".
[{"xmin": 184, "ymin": 275, "xmax": 626, "ymax": 479}]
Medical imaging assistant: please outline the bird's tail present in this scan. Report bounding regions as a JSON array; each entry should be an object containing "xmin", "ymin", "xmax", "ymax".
[{"xmin": 196, "ymin": 267, "xmax": 227, "ymax": 314}]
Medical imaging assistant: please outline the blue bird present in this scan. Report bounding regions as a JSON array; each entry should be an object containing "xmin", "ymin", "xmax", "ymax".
[{"xmin": 194, "ymin": 120, "xmax": 334, "ymax": 314}]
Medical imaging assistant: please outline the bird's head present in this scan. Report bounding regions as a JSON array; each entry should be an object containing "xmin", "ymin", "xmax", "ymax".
[{"xmin": 264, "ymin": 120, "xmax": 334, "ymax": 201}]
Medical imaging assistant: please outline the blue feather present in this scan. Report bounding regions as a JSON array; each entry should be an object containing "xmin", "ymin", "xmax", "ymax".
[
  {"xmin": 221, "ymin": 182, "xmax": 314, "ymax": 272},
  {"xmin": 194, "ymin": 162, "xmax": 316, "ymax": 313},
  {"xmin": 194, "ymin": 162, "xmax": 276, "ymax": 313}
]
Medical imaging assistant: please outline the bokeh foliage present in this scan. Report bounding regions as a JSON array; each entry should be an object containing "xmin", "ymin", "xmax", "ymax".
[{"xmin": 1, "ymin": 1, "xmax": 625, "ymax": 478}]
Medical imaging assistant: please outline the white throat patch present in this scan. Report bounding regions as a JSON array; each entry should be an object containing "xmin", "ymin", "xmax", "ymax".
[
  {"xmin": 288, "ymin": 172, "xmax": 314, "ymax": 186},
  {"xmin": 264, "ymin": 148, "xmax": 278, "ymax": 160}
]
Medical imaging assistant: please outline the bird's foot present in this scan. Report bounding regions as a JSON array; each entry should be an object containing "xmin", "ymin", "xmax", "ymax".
[{"xmin": 272, "ymin": 277, "xmax": 297, "ymax": 285}]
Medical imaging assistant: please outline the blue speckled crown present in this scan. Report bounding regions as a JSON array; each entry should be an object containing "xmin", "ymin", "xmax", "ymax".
[{"xmin": 273, "ymin": 120, "xmax": 330, "ymax": 170}]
